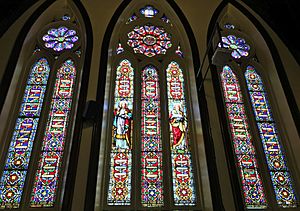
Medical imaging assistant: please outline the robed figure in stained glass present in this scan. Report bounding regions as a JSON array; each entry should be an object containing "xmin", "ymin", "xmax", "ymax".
[
  {"xmin": 169, "ymin": 103, "xmax": 187, "ymax": 149},
  {"xmin": 113, "ymin": 100, "xmax": 132, "ymax": 149}
]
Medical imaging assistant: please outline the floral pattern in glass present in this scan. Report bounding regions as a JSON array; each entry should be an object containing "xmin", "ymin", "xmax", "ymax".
[
  {"xmin": 127, "ymin": 25, "xmax": 172, "ymax": 57},
  {"xmin": 42, "ymin": 26, "xmax": 79, "ymax": 52},
  {"xmin": 218, "ymin": 35, "xmax": 250, "ymax": 59}
]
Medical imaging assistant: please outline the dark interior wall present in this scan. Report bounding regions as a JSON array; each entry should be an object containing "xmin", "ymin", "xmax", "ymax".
[{"xmin": 241, "ymin": 0, "xmax": 300, "ymax": 64}]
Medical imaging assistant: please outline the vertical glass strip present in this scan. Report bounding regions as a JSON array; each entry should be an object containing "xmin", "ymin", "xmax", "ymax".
[
  {"xmin": 141, "ymin": 65, "xmax": 163, "ymax": 207},
  {"xmin": 220, "ymin": 65, "xmax": 267, "ymax": 208},
  {"xmin": 166, "ymin": 61, "xmax": 196, "ymax": 206},
  {"xmin": 107, "ymin": 59, "xmax": 134, "ymax": 205},
  {"xmin": 245, "ymin": 65, "xmax": 297, "ymax": 208},
  {"xmin": 0, "ymin": 58, "xmax": 50, "ymax": 209},
  {"xmin": 30, "ymin": 59, "xmax": 76, "ymax": 207}
]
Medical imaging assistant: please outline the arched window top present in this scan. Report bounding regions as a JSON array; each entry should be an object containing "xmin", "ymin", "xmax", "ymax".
[
  {"xmin": 0, "ymin": 1, "xmax": 88, "ymax": 209},
  {"xmin": 213, "ymin": 6, "xmax": 299, "ymax": 208},
  {"xmin": 98, "ymin": 1, "xmax": 204, "ymax": 210}
]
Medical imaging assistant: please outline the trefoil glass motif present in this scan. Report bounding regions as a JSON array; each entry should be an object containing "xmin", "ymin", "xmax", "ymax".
[
  {"xmin": 218, "ymin": 35, "xmax": 250, "ymax": 59},
  {"xmin": 140, "ymin": 5, "xmax": 158, "ymax": 18},
  {"xmin": 30, "ymin": 59, "xmax": 76, "ymax": 207},
  {"xmin": 42, "ymin": 26, "xmax": 79, "ymax": 52},
  {"xmin": 141, "ymin": 65, "xmax": 163, "ymax": 207},
  {"xmin": 107, "ymin": 59, "xmax": 134, "ymax": 205},
  {"xmin": 127, "ymin": 25, "xmax": 172, "ymax": 57},
  {"xmin": 166, "ymin": 61, "xmax": 196, "ymax": 206},
  {"xmin": 220, "ymin": 65, "xmax": 267, "ymax": 208},
  {"xmin": 0, "ymin": 58, "xmax": 51, "ymax": 209},
  {"xmin": 245, "ymin": 66, "xmax": 297, "ymax": 208}
]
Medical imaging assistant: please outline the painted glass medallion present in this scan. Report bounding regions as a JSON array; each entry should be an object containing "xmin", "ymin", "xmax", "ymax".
[
  {"xmin": 127, "ymin": 25, "xmax": 172, "ymax": 57},
  {"xmin": 42, "ymin": 26, "xmax": 79, "ymax": 52}
]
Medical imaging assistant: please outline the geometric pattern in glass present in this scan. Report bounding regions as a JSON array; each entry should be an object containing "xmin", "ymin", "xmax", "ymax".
[
  {"xmin": 245, "ymin": 65, "xmax": 297, "ymax": 208},
  {"xmin": 0, "ymin": 58, "xmax": 51, "ymax": 209},
  {"xmin": 42, "ymin": 26, "xmax": 79, "ymax": 52},
  {"xmin": 127, "ymin": 25, "xmax": 172, "ymax": 57},
  {"xmin": 220, "ymin": 65, "xmax": 267, "ymax": 208},
  {"xmin": 218, "ymin": 35, "xmax": 250, "ymax": 59},
  {"xmin": 141, "ymin": 65, "xmax": 163, "ymax": 207},
  {"xmin": 166, "ymin": 61, "xmax": 196, "ymax": 206},
  {"xmin": 30, "ymin": 59, "xmax": 76, "ymax": 207},
  {"xmin": 107, "ymin": 59, "xmax": 134, "ymax": 205}
]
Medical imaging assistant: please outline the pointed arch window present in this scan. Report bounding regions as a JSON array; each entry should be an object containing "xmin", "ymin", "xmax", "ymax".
[
  {"xmin": 102, "ymin": 2, "xmax": 201, "ymax": 210},
  {"xmin": 217, "ymin": 23, "xmax": 298, "ymax": 209},
  {"xmin": 0, "ymin": 4, "xmax": 86, "ymax": 209}
]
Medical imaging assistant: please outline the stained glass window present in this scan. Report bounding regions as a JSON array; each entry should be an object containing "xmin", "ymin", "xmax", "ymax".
[
  {"xmin": 166, "ymin": 61, "xmax": 196, "ymax": 206},
  {"xmin": 116, "ymin": 43, "xmax": 124, "ymax": 55},
  {"xmin": 127, "ymin": 25, "xmax": 172, "ymax": 57},
  {"xmin": 106, "ymin": 5, "xmax": 199, "ymax": 209},
  {"xmin": 107, "ymin": 59, "xmax": 134, "ymax": 205},
  {"xmin": 126, "ymin": 13, "xmax": 138, "ymax": 24},
  {"xmin": 0, "ymin": 58, "xmax": 51, "ymax": 209},
  {"xmin": 140, "ymin": 5, "xmax": 158, "ymax": 18},
  {"xmin": 161, "ymin": 14, "xmax": 172, "ymax": 26},
  {"xmin": 30, "ymin": 59, "xmax": 77, "ymax": 207},
  {"xmin": 245, "ymin": 65, "xmax": 297, "ymax": 208},
  {"xmin": 42, "ymin": 26, "xmax": 79, "ymax": 52},
  {"xmin": 218, "ymin": 35, "xmax": 250, "ymax": 59},
  {"xmin": 141, "ymin": 65, "xmax": 163, "ymax": 207},
  {"xmin": 220, "ymin": 65, "xmax": 267, "ymax": 208}
]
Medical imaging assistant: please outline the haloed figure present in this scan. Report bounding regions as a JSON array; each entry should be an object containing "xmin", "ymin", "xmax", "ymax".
[
  {"xmin": 170, "ymin": 103, "xmax": 187, "ymax": 149},
  {"xmin": 113, "ymin": 100, "xmax": 132, "ymax": 149}
]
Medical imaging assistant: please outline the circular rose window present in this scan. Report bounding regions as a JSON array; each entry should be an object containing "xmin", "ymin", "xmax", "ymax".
[{"xmin": 127, "ymin": 25, "xmax": 172, "ymax": 57}]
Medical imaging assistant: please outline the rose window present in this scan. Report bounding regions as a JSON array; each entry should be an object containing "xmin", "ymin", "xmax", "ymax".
[
  {"xmin": 218, "ymin": 35, "xmax": 250, "ymax": 59},
  {"xmin": 42, "ymin": 26, "xmax": 79, "ymax": 52},
  {"xmin": 127, "ymin": 25, "xmax": 172, "ymax": 57}
]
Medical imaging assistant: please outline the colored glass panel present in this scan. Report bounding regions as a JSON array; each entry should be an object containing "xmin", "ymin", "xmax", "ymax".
[
  {"xmin": 0, "ymin": 58, "xmax": 50, "ymax": 209},
  {"xmin": 141, "ymin": 66, "xmax": 163, "ymax": 207},
  {"xmin": 220, "ymin": 65, "xmax": 267, "ymax": 208},
  {"xmin": 175, "ymin": 45, "xmax": 184, "ymax": 58},
  {"xmin": 30, "ymin": 59, "xmax": 76, "ymax": 207},
  {"xmin": 126, "ymin": 13, "xmax": 138, "ymax": 24},
  {"xmin": 140, "ymin": 5, "xmax": 158, "ymax": 18},
  {"xmin": 116, "ymin": 43, "xmax": 124, "ymax": 55},
  {"xmin": 127, "ymin": 25, "xmax": 172, "ymax": 57},
  {"xmin": 161, "ymin": 14, "xmax": 172, "ymax": 26},
  {"xmin": 245, "ymin": 65, "xmax": 297, "ymax": 207},
  {"xmin": 166, "ymin": 61, "xmax": 196, "ymax": 206},
  {"xmin": 42, "ymin": 26, "xmax": 79, "ymax": 52},
  {"xmin": 218, "ymin": 35, "xmax": 250, "ymax": 59},
  {"xmin": 108, "ymin": 59, "xmax": 134, "ymax": 205}
]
